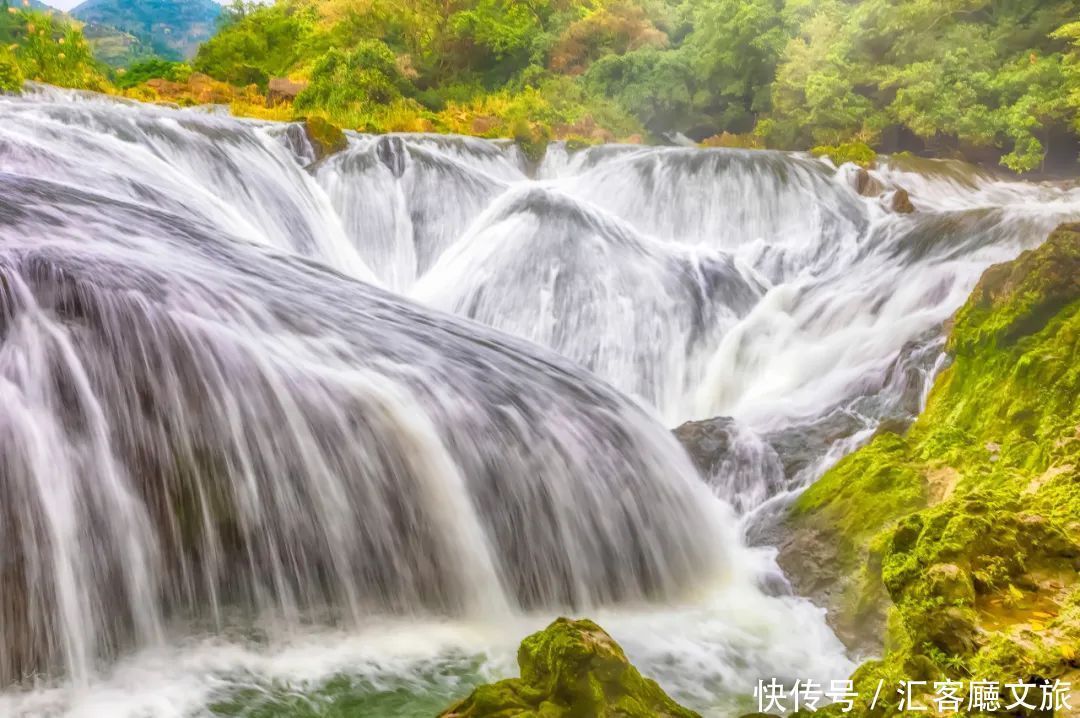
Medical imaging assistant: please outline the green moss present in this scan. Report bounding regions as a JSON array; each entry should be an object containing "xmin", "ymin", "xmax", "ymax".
[
  {"xmin": 810, "ymin": 142, "xmax": 878, "ymax": 168},
  {"xmin": 302, "ymin": 116, "xmax": 348, "ymax": 160},
  {"xmin": 792, "ymin": 432, "xmax": 924, "ymax": 567},
  {"xmin": 439, "ymin": 618, "xmax": 699, "ymax": 718},
  {"xmin": 785, "ymin": 224, "xmax": 1080, "ymax": 705},
  {"xmin": 512, "ymin": 118, "xmax": 552, "ymax": 165}
]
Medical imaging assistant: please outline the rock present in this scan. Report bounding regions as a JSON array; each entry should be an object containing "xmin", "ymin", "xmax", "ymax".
[
  {"xmin": 950, "ymin": 222, "xmax": 1080, "ymax": 352},
  {"xmin": 375, "ymin": 135, "xmax": 407, "ymax": 178},
  {"xmin": 852, "ymin": 166, "xmax": 884, "ymax": 197},
  {"xmin": 889, "ymin": 188, "xmax": 916, "ymax": 213},
  {"xmin": 673, "ymin": 417, "xmax": 786, "ymax": 514},
  {"xmin": 267, "ymin": 77, "xmax": 307, "ymax": 106},
  {"xmin": 926, "ymin": 563, "xmax": 976, "ymax": 604},
  {"xmin": 925, "ymin": 606, "xmax": 981, "ymax": 656},
  {"xmin": 301, "ymin": 117, "xmax": 348, "ymax": 161},
  {"xmin": 672, "ymin": 416, "xmax": 736, "ymax": 476},
  {"xmin": 439, "ymin": 618, "xmax": 700, "ymax": 718}
]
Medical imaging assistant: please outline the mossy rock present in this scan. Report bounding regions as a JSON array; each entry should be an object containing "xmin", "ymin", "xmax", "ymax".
[
  {"xmin": 949, "ymin": 222, "xmax": 1080, "ymax": 354},
  {"xmin": 301, "ymin": 116, "xmax": 348, "ymax": 161},
  {"xmin": 439, "ymin": 618, "xmax": 700, "ymax": 718},
  {"xmin": 512, "ymin": 118, "xmax": 552, "ymax": 166},
  {"xmin": 780, "ymin": 222, "xmax": 1080, "ymax": 698}
]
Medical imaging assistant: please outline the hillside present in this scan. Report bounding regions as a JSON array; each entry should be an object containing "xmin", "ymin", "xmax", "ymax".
[
  {"xmin": 179, "ymin": 0, "xmax": 1080, "ymax": 172},
  {"xmin": 71, "ymin": 0, "xmax": 221, "ymax": 60}
]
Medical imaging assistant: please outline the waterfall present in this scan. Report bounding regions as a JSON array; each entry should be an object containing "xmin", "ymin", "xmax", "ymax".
[{"xmin": 3, "ymin": 86, "xmax": 1080, "ymax": 717}]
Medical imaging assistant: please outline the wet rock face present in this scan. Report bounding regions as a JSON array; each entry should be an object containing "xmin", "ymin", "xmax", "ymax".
[
  {"xmin": 672, "ymin": 417, "xmax": 737, "ymax": 477},
  {"xmin": 852, "ymin": 167, "xmax": 885, "ymax": 197},
  {"xmin": 889, "ymin": 188, "xmax": 916, "ymax": 213},
  {"xmin": 439, "ymin": 618, "xmax": 700, "ymax": 718},
  {"xmin": 673, "ymin": 417, "xmax": 787, "ymax": 514}
]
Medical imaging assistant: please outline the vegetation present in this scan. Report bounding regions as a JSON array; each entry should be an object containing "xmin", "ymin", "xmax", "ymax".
[
  {"xmin": 71, "ymin": 0, "xmax": 221, "ymax": 61},
  {"xmin": 77, "ymin": 20, "xmax": 157, "ymax": 68},
  {"xmin": 439, "ymin": 618, "xmax": 699, "ymax": 718},
  {"xmin": 111, "ymin": 56, "xmax": 189, "ymax": 88},
  {"xmin": 0, "ymin": 5, "xmax": 109, "ymax": 91},
  {"xmin": 787, "ymin": 224, "xmax": 1080, "ymax": 713},
  {"xmin": 4, "ymin": 0, "xmax": 1079, "ymax": 169},
  {"xmin": 177, "ymin": 0, "xmax": 1080, "ymax": 169}
]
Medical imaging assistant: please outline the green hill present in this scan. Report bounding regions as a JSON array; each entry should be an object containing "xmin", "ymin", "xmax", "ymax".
[{"xmin": 71, "ymin": 0, "xmax": 221, "ymax": 61}]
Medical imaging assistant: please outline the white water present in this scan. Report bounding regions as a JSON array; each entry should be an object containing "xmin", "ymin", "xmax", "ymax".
[{"xmin": 2, "ymin": 87, "xmax": 1079, "ymax": 717}]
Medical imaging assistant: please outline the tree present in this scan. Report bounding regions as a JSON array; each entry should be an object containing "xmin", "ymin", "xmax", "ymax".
[{"xmin": 684, "ymin": 0, "xmax": 792, "ymax": 132}]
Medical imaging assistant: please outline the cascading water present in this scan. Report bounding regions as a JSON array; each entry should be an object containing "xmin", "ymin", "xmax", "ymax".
[{"xmin": 2, "ymin": 86, "xmax": 1079, "ymax": 717}]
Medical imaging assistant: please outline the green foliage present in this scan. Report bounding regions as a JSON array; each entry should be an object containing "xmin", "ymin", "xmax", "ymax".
[
  {"xmin": 193, "ymin": 2, "xmax": 314, "ymax": 88},
  {"xmin": 683, "ymin": 0, "xmax": 792, "ymax": 132},
  {"xmin": 295, "ymin": 41, "xmax": 412, "ymax": 113},
  {"xmin": 0, "ymin": 46, "xmax": 23, "ymax": 92},
  {"xmin": 1055, "ymin": 21, "xmax": 1080, "ymax": 134},
  {"xmin": 584, "ymin": 46, "xmax": 700, "ymax": 133},
  {"xmin": 113, "ymin": 57, "xmax": 191, "ymax": 88},
  {"xmin": 0, "ymin": 8, "xmax": 109, "ymax": 92},
  {"xmin": 181, "ymin": 0, "xmax": 1080, "ymax": 163},
  {"xmin": 810, "ymin": 141, "xmax": 877, "ymax": 167},
  {"xmin": 449, "ymin": 0, "xmax": 544, "ymax": 63},
  {"xmin": 767, "ymin": 0, "xmax": 1080, "ymax": 170}
]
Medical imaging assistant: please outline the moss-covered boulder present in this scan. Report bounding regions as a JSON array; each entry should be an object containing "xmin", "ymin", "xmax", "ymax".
[
  {"xmin": 301, "ymin": 116, "xmax": 348, "ymax": 160},
  {"xmin": 780, "ymin": 223, "xmax": 1080, "ymax": 709},
  {"xmin": 439, "ymin": 618, "xmax": 700, "ymax": 718}
]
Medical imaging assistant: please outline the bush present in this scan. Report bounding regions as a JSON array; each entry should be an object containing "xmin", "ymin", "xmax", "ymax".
[
  {"xmin": 811, "ymin": 141, "xmax": 878, "ymax": 168},
  {"xmin": 113, "ymin": 57, "xmax": 192, "ymax": 89},
  {"xmin": 0, "ymin": 48, "xmax": 23, "ymax": 92},
  {"xmin": 295, "ymin": 41, "xmax": 413, "ymax": 113}
]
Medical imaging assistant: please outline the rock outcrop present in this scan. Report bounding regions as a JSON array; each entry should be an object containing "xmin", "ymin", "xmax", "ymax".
[
  {"xmin": 780, "ymin": 223, "xmax": 1080, "ymax": 711},
  {"xmin": 439, "ymin": 618, "xmax": 700, "ymax": 718},
  {"xmin": 267, "ymin": 77, "xmax": 307, "ymax": 106},
  {"xmin": 301, "ymin": 116, "xmax": 348, "ymax": 161}
]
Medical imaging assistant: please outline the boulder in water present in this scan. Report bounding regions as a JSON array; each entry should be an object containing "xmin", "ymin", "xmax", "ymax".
[
  {"xmin": 302, "ymin": 116, "xmax": 348, "ymax": 160},
  {"xmin": 888, "ymin": 188, "xmax": 916, "ymax": 213},
  {"xmin": 672, "ymin": 416, "xmax": 737, "ymax": 476},
  {"xmin": 439, "ymin": 618, "xmax": 700, "ymax": 718},
  {"xmin": 851, "ymin": 166, "xmax": 885, "ymax": 197}
]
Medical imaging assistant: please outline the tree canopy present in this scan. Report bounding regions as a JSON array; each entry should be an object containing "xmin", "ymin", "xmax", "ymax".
[{"xmin": 4, "ymin": 0, "xmax": 1079, "ymax": 172}]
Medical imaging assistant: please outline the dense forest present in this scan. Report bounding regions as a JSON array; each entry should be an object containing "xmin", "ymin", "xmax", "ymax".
[{"xmin": 3, "ymin": 0, "xmax": 1080, "ymax": 171}]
